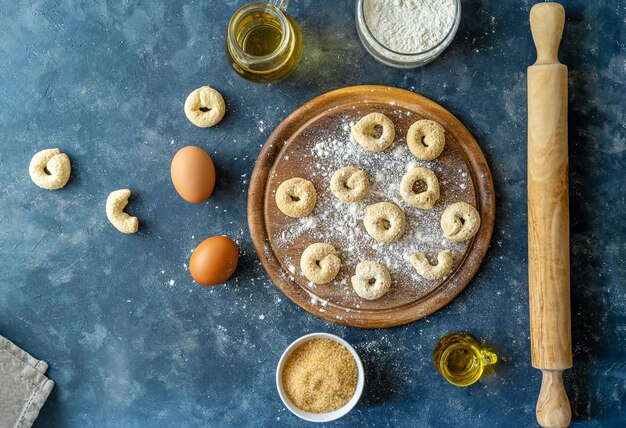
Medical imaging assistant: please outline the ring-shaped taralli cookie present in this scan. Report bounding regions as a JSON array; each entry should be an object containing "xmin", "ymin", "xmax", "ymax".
[
  {"xmin": 29, "ymin": 148, "xmax": 71, "ymax": 190},
  {"xmin": 330, "ymin": 166, "xmax": 370, "ymax": 203},
  {"xmin": 351, "ymin": 112, "xmax": 395, "ymax": 152},
  {"xmin": 275, "ymin": 178, "xmax": 317, "ymax": 218},
  {"xmin": 351, "ymin": 260, "xmax": 391, "ymax": 300},
  {"xmin": 400, "ymin": 167, "xmax": 440, "ymax": 209},
  {"xmin": 184, "ymin": 86, "xmax": 226, "ymax": 128},
  {"xmin": 363, "ymin": 202, "xmax": 406, "ymax": 243},
  {"xmin": 407, "ymin": 119, "xmax": 446, "ymax": 160},
  {"xmin": 300, "ymin": 243, "xmax": 341, "ymax": 284},
  {"xmin": 408, "ymin": 250, "xmax": 454, "ymax": 280},
  {"xmin": 441, "ymin": 202, "xmax": 481, "ymax": 242}
]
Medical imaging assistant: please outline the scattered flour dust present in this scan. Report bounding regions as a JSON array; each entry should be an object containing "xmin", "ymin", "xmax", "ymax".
[
  {"xmin": 271, "ymin": 108, "xmax": 474, "ymax": 308},
  {"xmin": 363, "ymin": 0, "xmax": 456, "ymax": 54}
]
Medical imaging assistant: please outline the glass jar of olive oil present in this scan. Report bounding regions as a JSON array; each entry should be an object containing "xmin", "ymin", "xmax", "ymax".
[{"xmin": 225, "ymin": 1, "xmax": 302, "ymax": 83}]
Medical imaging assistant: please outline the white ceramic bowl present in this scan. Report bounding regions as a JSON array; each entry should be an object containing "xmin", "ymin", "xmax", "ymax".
[{"xmin": 276, "ymin": 332, "xmax": 365, "ymax": 423}]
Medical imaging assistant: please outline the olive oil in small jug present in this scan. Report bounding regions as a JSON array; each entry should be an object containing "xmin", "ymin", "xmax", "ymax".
[{"xmin": 433, "ymin": 333, "xmax": 497, "ymax": 387}]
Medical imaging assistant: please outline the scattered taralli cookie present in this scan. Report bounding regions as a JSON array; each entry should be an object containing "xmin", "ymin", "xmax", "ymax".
[
  {"xmin": 29, "ymin": 148, "xmax": 71, "ymax": 190},
  {"xmin": 441, "ymin": 202, "xmax": 481, "ymax": 242},
  {"xmin": 300, "ymin": 243, "xmax": 341, "ymax": 284},
  {"xmin": 407, "ymin": 119, "xmax": 446, "ymax": 161},
  {"xmin": 400, "ymin": 166, "xmax": 440, "ymax": 209},
  {"xmin": 351, "ymin": 260, "xmax": 391, "ymax": 300},
  {"xmin": 330, "ymin": 166, "xmax": 369, "ymax": 203},
  {"xmin": 363, "ymin": 201, "xmax": 406, "ymax": 243},
  {"xmin": 408, "ymin": 250, "xmax": 454, "ymax": 280},
  {"xmin": 106, "ymin": 189, "xmax": 139, "ymax": 234},
  {"xmin": 184, "ymin": 86, "xmax": 226, "ymax": 128},
  {"xmin": 351, "ymin": 112, "xmax": 395, "ymax": 152},
  {"xmin": 275, "ymin": 177, "xmax": 317, "ymax": 218}
]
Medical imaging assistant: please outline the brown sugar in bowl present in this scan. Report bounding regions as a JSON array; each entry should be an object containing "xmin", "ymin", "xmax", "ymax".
[{"xmin": 276, "ymin": 333, "xmax": 365, "ymax": 422}]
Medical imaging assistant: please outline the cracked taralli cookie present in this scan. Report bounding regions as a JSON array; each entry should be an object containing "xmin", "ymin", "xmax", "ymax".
[
  {"xmin": 184, "ymin": 86, "xmax": 226, "ymax": 128},
  {"xmin": 300, "ymin": 243, "xmax": 341, "ymax": 284},
  {"xmin": 408, "ymin": 250, "xmax": 453, "ymax": 280},
  {"xmin": 363, "ymin": 201, "xmax": 406, "ymax": 243},
  {"xmin": 407, "ymin": 119, "xmax": 446, "ymax": 160},
  {"xmin": 441, "ymin": 202, "xmax": 481, "ymax": 242},
  {"xmin": 106, "ymin": 189, "xmax": 139, "ymax": 234},
  {"xmin": 330, "ymin": 166, "xmax": 370, "ymax": 203},
  {"xmin": 351, "ymin": 260, "xmax": 391, "ymax": 300},
  {"xmin": 400, "ymin": 166, "xmax": 440, "ymax": 209},
  {"xmin": 275, "ymin": 177, "xmax": 317, "ymax": 218},
  {"xmin": 351, "ymin": 112, "xmax": 395, "ymax": 152}
]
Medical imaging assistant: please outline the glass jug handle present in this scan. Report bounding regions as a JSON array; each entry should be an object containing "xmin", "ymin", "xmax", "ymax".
[
  {"xmin": 480, "ymin": 349, "xmax": 498, "ymax": 367},
  {"xmin": 269, "ymin": 0, "xmax": 289, "ymax": 11}
]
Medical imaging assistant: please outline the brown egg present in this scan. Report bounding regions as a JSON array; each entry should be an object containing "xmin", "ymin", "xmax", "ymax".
[
  {"xmin": 170, "ymin": 146, "xmax": 216, "ymax": 203},
  {"xmin": 189, "ymin": 236, "xmax": 238, "ymax": 286}
]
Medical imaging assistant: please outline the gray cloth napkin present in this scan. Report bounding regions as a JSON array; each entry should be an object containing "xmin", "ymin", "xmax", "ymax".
[{"xmin": 0, "ymin": 335, "xmax": 54, "ymax": 428}]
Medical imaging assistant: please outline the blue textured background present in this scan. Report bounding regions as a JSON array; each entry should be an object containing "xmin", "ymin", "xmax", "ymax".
[{"xmin": 0, "ymin": 0, "xmax": 624, "ymax": 426}]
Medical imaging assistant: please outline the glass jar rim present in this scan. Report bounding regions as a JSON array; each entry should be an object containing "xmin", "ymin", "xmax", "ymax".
[
  {"xmin": 358, "ymin": 0, "xmax": 460, "ymax": 58},
  {"xmin": 227, "ymin": 2, "xmax": 291, "ymax": 65}
]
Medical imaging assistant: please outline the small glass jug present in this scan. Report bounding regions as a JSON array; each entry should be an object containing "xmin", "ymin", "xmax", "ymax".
[
  {"xmin": 433, "ymin": 333, "xmax": 497, "ymax": 387},
  {"xmin": 225, "ymin": 1, "xmax": 302, "ymax": 83}
]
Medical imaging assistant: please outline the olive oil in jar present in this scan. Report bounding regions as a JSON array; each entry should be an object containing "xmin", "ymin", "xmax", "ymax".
[
  {"xmin": 226, "ymin": 2, "xmax": 302, "ymax": 83},
  {"xmin": 433, "ymin": 333, "xmax": 497, "ymax": 387},
  {"xmin": 237, "ymin": 12, "xmax": 283, "ymax": 56}
]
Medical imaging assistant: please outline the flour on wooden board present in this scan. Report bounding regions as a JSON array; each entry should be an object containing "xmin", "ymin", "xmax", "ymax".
[{"xmin": 273, "ymin": 111, "xmax": 472, "ymax": 304}]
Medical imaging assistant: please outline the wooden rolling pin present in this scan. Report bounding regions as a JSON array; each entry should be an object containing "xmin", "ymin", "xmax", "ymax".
[{"xmin": 527, "ymin": 3, "xmax": 572, "ymax": 427}]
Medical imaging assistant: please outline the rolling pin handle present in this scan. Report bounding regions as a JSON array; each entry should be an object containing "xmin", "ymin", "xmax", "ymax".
[
  {"xmin": 536, "ymin": 370, "xmax": 571, "ymax": 428},
  {"xmin": 530, "ymin": 2, "xmax": 565, "ymax": 65}
]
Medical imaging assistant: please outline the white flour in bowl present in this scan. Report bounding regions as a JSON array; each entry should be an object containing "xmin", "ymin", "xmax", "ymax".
[{"xmin": 363, "ymin": 0, "xmax": 456, "ymax": 54}]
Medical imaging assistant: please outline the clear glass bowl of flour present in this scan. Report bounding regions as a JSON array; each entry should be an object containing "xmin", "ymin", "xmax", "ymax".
[{"xmin": 356, "ymin": 0, "xmax": 461, "ymax": 68}]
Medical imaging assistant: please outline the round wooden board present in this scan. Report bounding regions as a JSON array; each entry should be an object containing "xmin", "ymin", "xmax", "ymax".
[{"xmin": 248, "ymin": 85, "xmax": 495, "ymax": 328}]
